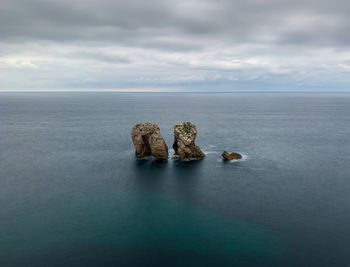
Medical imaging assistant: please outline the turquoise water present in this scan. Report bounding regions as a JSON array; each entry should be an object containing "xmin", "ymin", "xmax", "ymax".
[
  {"xmin": 1, "ymin": 190, "xmax": 282, "ymax": 266},
  {"xmin": 0, "ymin": 93, "xmax": 349, "ymax": 266}
]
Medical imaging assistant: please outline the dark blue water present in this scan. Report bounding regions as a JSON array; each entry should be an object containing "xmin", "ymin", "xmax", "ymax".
[{"xmin": 0, "ymin": 92, "xmax": 349, "ymax": 267}]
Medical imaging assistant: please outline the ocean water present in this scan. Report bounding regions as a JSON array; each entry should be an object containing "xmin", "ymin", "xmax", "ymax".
[{"xmin": 0, "ymin": 92, "xmax": 349, "ymax": 267}]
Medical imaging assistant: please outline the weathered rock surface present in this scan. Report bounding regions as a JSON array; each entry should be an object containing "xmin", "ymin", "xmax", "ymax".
[
  {"xmin": 173, "ymin": 122, "xmax": 206, "ymax": 160},
  {"xmin": 222, "ymin": 151, "xmax": 242, "ymax": 160},
  {"xmin": 131, "ymin": 122, "xmax": 168, "ymax": 160}
]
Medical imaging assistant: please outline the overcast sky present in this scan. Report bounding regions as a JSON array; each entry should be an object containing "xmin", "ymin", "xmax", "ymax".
[{"xmin": 1, "ymin": 0, "xmax": 350, "ymax": 91}]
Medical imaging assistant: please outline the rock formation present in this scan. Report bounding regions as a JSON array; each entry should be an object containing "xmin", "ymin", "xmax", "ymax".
[
  {"xmin": 173, "ymin": 122, "xmax": 206, "ymax": 160},
  {"xmin": 222, "ymin": 151, "xmax": 242, "ymax": 160},
  {"xmin": 131, "ymin": 122, "xmax": 168, "ymax": 160}
]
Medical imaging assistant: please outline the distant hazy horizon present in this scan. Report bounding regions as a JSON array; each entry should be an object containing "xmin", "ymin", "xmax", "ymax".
[{"xmin": 0, "ymin": 90, "xmax": 350, "ymax": 93}]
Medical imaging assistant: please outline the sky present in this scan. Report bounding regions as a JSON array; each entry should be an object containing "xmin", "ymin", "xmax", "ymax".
[{"xmin": 0, "ymin": 0, "xmax": 350, "ymax": 91}]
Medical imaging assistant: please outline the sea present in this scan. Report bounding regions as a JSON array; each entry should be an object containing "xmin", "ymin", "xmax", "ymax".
[{"xmin": 0, "ymin": 92, "xmax": 349, "ymax": 267}]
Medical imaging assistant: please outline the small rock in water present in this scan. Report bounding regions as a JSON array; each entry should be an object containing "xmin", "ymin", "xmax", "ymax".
[
  {"xmin": 222, "ymin": 151, "xmax": 242, "ymax": 160},
  {"xmin": 171, "ymin": 156, "xmax": 177, "ymax": 159}
]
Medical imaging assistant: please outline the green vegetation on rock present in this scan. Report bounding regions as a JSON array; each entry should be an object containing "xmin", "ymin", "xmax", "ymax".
[{"xmin": 182, "ymin": 122, "xmax": 193, "ymax": 135}]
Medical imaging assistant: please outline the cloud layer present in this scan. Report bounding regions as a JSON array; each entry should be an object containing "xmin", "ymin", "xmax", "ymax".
[{"xmin": 1, "ymin": 0, "xmax": 350, "ymax": 91}]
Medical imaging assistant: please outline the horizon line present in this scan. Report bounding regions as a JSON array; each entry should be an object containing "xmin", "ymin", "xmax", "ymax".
[{"xmin": 0, "ymin": 88, "xmax": 350, "ymax": 93}]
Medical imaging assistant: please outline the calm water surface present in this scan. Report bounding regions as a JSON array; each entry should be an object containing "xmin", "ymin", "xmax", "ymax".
[{"xmin": 0, "ymin": 92, "xmax": 349, "ymax": 266}]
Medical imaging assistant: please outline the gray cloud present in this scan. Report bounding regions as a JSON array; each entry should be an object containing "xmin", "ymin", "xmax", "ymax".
[
  {"xmin": 0, "ymin": 0, "xmax": 350, "ymax": 90},
  {"xmin": 2, "ymin": 0, "xmax": 349, "ymax": 47}
]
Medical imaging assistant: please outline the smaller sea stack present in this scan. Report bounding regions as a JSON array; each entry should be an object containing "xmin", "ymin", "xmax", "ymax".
[{"xmin": 173, "ymin": 122, "xmax": 206, "ymax": 160}]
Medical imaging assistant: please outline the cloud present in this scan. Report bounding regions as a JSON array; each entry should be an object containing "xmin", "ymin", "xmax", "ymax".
[
  {"xmin": 3, "ymin": 57, "xmax": 38, "ymax": 68},
  {"xmin": 0, "ymin": 0, "xmax": 349, "ymax": 90}
]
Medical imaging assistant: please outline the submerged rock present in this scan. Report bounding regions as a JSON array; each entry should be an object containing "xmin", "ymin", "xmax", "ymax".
[
  {"xmin": 222, "ymin": 151, "xmax": 242, "ymax": 160},
  {"xmin": 131, "ymin": 122, "xmax": 168, "ymax": 160},
  {"xmin": 173, "ymin": 122, "xmax": 205, "ymax": 160}
]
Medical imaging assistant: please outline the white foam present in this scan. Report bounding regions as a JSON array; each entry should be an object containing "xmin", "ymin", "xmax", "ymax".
[{"xmin": 203, "ymin": 151, "xmax": 219, "ymax": 155}]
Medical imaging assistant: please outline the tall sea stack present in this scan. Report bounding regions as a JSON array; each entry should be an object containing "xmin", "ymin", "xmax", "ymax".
[{"xmin": 131, "ymin": 122, "xmax": 168, "ymax": 160}]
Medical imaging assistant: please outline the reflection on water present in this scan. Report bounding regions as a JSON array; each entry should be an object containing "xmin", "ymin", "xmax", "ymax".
[
  {"xmin": 132, "ymin": 158, "xmax": 169, "ymax": 192},
  {"xmin": 133, "ymin": 156, "xmax": 205, "ymax": 203}
]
